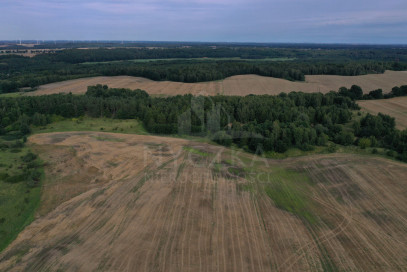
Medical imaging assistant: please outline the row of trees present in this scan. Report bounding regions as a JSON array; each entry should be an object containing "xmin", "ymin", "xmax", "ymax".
[
  {"xmin": 337, "ymin": 84, "xmax": 407, "ymax": 100},
  {"xmin": 356, "ymin": 113, "xmax": 407, "ymax": 161},
  {"xmin": 1, "ymin": 84, "xmax": 406, "ymax": 160}
]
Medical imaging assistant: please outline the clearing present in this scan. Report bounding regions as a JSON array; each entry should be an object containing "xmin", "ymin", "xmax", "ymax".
[
  {"xmin": 27, "ymin": 70, "xmax": 407, "ymax": 96},
  {"xmin": 358, "ymin": 97, "xmax": 407, "ymax": 129},
  {"xmin": 1, "ymin": 132, "xmax": 407, "ymax": 271}
]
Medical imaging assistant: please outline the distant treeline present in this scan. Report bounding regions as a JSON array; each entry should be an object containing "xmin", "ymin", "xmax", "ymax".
[
  {"xmin": 2, "ymin": 41, "xmax": 407, "ymax": 50},
  {"xmin": 337, "ymin": 84, "xmax": 407, "ymax": 100},
  {"xmin": 1, "ymin": 84, "xmax": 406, "ymax": 161},
  {"xmin": 0, "ymin": 58, "xmax": 398, "ymax": 93},
  {"xmin": 1, "ymin": 46, "xmax": 407, "ymax": 93},
  {"xmin": 37, "ymin": 47, "xmax": 407, "ymax": 63}
]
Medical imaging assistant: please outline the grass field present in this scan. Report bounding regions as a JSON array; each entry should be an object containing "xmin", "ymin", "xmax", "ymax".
[
  {"xmin": 358, "ymin": 97, "xmax": 407, "ymax": 129},
  {"xmin": 1, "ymin": 132, "xmax": 406, "ymax": 271},
  {"xmin": 0, "ymin": 146, "xmax": 42, "ymax": 252},
  {"xmin": 0, "ymin": 92, "xmax": 25, "ymax": 98},
  {"xmin": 25, "ymin": 70, "xmax": 407, "ymax": 97},
  {"xmin": 32, "ymin": 117, "xmax": 147, "ymax": 135}
]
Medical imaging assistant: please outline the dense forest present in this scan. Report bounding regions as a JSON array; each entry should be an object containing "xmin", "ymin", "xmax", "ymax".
[
  {"xmin": 1, "ymin": 85, "xmax": 406, "ymax": 161},
  {"xmin": 1, "ymin": 46, "xmax": 407, "ymax": 93},
  {"xmin": 40, "ymin": 47, "xmax": 407, "ymax": 63}
]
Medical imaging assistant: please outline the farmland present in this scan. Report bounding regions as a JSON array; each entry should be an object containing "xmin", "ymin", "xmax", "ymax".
[
  {"xmin": 358, "ymin": 97, "xmax": 407, "ymax": 129},
  {"xmin": 2, "ymin": 45, "xmax": 407, "ymax": 95},
  {"xmin": 1, "ymin": 132, "xmax": 406, "ymax": 271},
  {"xmin": 1, "ymin": 43, "xmax": 407, "ymax": 272},
  {"xmin": 25, "ymin": 70, "xmax": 407, "ymax": 97}
]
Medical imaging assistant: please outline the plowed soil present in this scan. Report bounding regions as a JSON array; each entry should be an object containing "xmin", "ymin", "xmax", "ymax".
[
  {"xmin": 29, "ymin": 70, "xmax": 407, "ymax": 96},
  {"xmin": 1, "ymin": 132, "xmax": 407, "ymax": 271}
]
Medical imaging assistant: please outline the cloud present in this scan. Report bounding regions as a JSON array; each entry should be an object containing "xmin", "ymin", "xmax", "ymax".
[
  {"xmin": 1, "ymin": 0, "xmax": 406, "ymax": 43},
  {"xmin": 301, "ymin": 10, "xmax": 407, "ymax": 27}
]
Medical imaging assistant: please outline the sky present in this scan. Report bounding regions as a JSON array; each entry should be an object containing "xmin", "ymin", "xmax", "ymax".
[{"xmin": 1, "ymin": 0, "xmax": 407, "ymax": 44}]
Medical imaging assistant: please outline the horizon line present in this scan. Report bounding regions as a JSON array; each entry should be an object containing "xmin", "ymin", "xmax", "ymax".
[{"xmin": 1, "ymin": 40, "xmax": 407, "ymax": 46}]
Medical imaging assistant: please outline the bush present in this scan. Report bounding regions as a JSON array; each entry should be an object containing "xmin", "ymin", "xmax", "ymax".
[
  {"xmin": 335, "ymin": 131, "xmax": 354, "ymax": 146},
  {"xmin": 21, "ymin": 152, "xmax": 37, "ymax": 163},
  {"xmin": 0, "ymin": 171, "xmax": 10, "ymax": 180},
  {"xmin": 358, "ymin": 138, "xmax": 371, "ymax": 149},
  {"xmin": 371, "ymin": 148, "xmax": 378, "ymax": 154},
  {"xmin": 327, "ymin": 143, "xmax": 337, "ymax": 153},
  {"xmin": 29, "ymin": 169, "xmax": 42, "ymax": 182},
  {"xmin": 212, "ymin": 131, "xmax": 232, "ymax": 146},
  {"xmin": 299, "ymin": 144, "xmax": 314, "ymax": 151},
  {"xmin": 11, "ymin": 141, "xmax": 24, "ymax": 148},
  {"xmin": 5, "ymin": 173, "xmax": 27, "ymax": 183},
  {"xmin": 20, "ymin": 123, "xmax": 31, "ymax": 135}
]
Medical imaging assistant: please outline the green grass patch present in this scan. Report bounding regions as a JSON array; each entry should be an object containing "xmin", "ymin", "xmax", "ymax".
[
  {"xmin": 0, "ymin": 92, "xmax": 25, "ymax": 98},
  {"xmin": 32, "ymin": 116, "xmax": 147, "ymax": 135},
  {"xmin": 183, "ymin": 146, "xmax": 212, "ymax": 157},
  {"xmin": 265, "ymin": 146, "xmax": 327, "ymax": 159},
  {"xmin": 336, "ymin": 145, "xmax": 400, "ymax": 161},
  {"xmin": 217, "ymin": 149, "xmax": 319, "ymax": 225},
  {"xmin": 0, "ymin": 146, "xmax": 43, "ymax": 252},
  {"xmin": 246, "ymin": 165, "xmax": 319, "ymax": 226}
]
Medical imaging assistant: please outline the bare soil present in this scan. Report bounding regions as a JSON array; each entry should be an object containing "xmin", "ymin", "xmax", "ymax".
[
  {"xmin": 28, "ymin": 70, "xmax": 407, "ymax": 96},
  {"xmin": 1, "ymin": 132, "xmax": 406, "ymax": 271}
]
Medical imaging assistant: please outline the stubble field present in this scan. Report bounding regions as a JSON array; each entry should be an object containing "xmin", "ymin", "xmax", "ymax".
[
  {"xmin": 1, "ymin": 132, "xmax": 406, "ymax": 271},
  {"xmin": 28, "ymin": 70, "xmax": 407, "ymax": 96},
  {"xmin": 358, "ymin": 96, "xmax": 407, "ymax": 129}
]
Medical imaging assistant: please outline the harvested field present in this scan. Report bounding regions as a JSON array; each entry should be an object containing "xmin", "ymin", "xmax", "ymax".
[
  {"xmin": 1, "ymin": 132, "xmax": 407, "ymax": 271},
  {"xmin": 28, "ymin": 70, "xmax": 407, "ymax": 96},
  {"xmin": 358, "ymin": 97, "xmax": 407, "ymax": 129}
]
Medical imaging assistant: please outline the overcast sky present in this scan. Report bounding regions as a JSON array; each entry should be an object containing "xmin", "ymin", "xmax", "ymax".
[{"xmin": 1, "ymin": 0, "xmax": 407, "ymax": 43}]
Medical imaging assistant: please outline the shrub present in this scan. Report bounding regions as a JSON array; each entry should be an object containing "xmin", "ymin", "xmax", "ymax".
[
  {"xmin": 21, "ymin": 152, "xmax": 37, "ymax": 163},
  {"xmin": 299, "ymin": 144, "xmax": 314, "ymax": 151},
  {"xmin": 5, "ymin": 173, "xmax": 27, "ymax": 183},
  {"xmin": 358, "ymin": 138, "xmax": 371, "ymax": 149},
  {"xmin": 335, "ymin": 131, "xmax": 354, "ymax": 146},
  {"xmin": 0, "ymin": 171, "xmax": 10, "ymax": 180},
  {"xmin": 327, "ymin": 143, "xmax": 337, "ymax": 153},
  {"xmin": 11, "ymin": 141, "xmax": 24, "ymax": 148},
  {"xmin": 212, "ymin": 131, "xmax": 232, "ymax": 146}
]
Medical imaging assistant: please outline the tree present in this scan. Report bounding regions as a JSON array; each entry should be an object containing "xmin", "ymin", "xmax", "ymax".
[
  {"xmin": 350, "ymin": 85, "xmax": 363, "ymax": 99},
  {"xmin": 368, "ymin": 89, "xmax": 384, "ymax": 99}
]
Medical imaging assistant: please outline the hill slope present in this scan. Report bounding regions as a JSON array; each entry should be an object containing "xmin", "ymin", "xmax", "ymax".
[
  {"xmin": 27, "ymin": 70, "xmax": 407, "ymax": 96},
  {"xmin": 359, "ymin": 97, "xmax": 407, "ymax": 129},
  {"xmin": 1, "ymin": 132, "xmax": 407, "ymax": 271}
]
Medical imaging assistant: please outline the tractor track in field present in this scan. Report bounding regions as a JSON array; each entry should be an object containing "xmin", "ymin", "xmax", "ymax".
[{"xmin": 1, "ymin": 132, "xmax": 407, "ymax": 271}]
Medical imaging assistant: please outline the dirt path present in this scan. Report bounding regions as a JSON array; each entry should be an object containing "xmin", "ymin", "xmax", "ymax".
[
  {"xmin": 1, "ymin": 132, "xmax": 407, "ymax": 271},
  {"xmin": 28, "ymin": 70, "xmax": 407, "ymax": 96}
]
